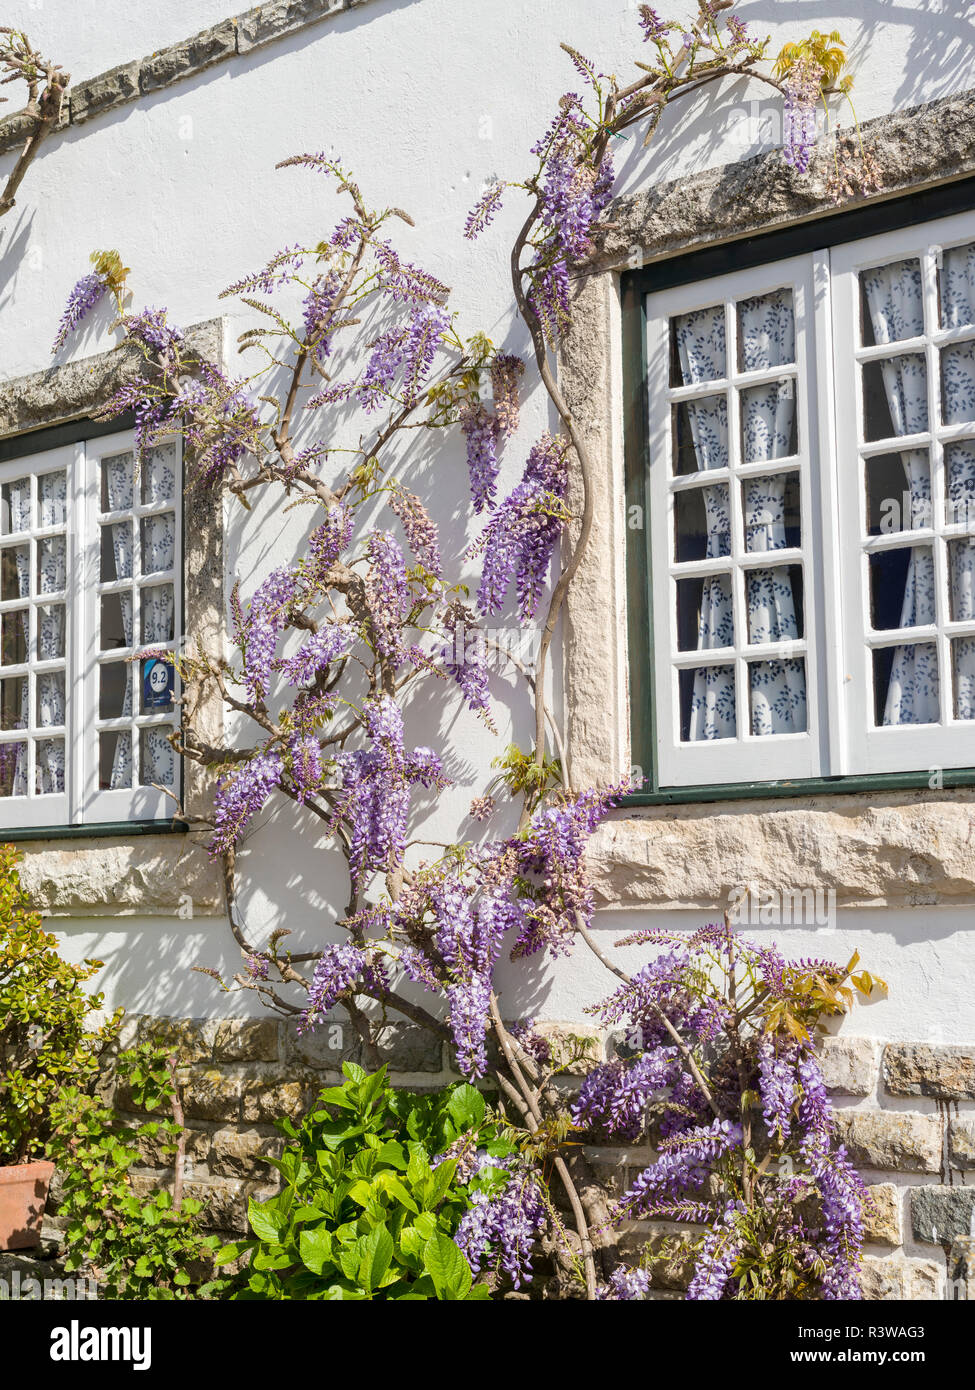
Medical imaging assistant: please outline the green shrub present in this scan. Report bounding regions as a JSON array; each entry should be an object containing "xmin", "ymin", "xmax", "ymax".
[
  {"xmin": 49, "ymin": 1043, "xmax": 218, "ymax": 1299},
  {"xmin": 216, "ymin": 1062, "xmax": 517, "ymax": 1300},
  {"xmin": 0, "ymin": 845, "xmax": 120, "ymax": 1164}
]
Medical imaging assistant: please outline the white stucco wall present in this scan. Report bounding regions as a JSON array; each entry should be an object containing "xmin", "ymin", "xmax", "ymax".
[{"xmin": 2, "ymin": 0, "xmax": 975, "ymax": 1037}]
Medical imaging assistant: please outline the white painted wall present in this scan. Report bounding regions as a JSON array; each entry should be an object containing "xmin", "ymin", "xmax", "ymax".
[{"xmin": 2, "ymin": 0, "xmax": 974, "ymax": 1037}]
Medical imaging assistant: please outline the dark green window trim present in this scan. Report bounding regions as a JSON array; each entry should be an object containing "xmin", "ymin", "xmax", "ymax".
[
  {"xmin": 0, "ymin": 412, "xmax": 185, "ymax": 835},
  {"xmin": 1, "ymin": 819, "xmax": 188, "ymax": 843},
  {"xmin": 621, "ymin": 174, "xmax": 975, "ymax": 808}
]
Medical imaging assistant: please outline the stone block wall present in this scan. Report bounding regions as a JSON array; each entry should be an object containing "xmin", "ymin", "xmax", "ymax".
[{"xmin": 77, "ymin": 1015, "xmax": 972, "ymax": 1300}]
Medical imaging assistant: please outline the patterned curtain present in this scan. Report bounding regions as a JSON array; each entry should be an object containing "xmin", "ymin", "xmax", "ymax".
[
  {"xmin": 6, "ymin": 479, "xmax": 30, "ymax": 795},
  {"xmin": 862, "ymin": 261, "xmax": 939, "ymax": 724},
  {"xmin": 140, "ymin": 447, "xmax": 177, "ymax": 786},
  {"xmin": 942, "ymin": 244, "xmax": 975, "ymax": 720},
  {"xmin": 35, "ymin": 471, "xmax": 67, "ymax": 794},
  {"xmin": 104, "ymin": 454, "xmax": 134, "ymax": 788}
]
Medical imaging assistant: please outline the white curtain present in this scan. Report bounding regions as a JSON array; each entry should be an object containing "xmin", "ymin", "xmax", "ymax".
[
  {"xmin": 675, "ymin": 291, "xmax": 805, "ymax": 740},
  {"xmin": 942, "ymin": 244, "xmax": 975, "ymax": 720},
  {"xmin": 139, "ymin": 495, "xmax": 176, "ymax": 787},
  {"xmin": 35, "ymin": 471, "xmax": 67, "ymax": 794},
  {"xmin": 104, "ymin": 454, "xmax": 134, "ymax": 788},
  {"xmin": 4, "ymin": 480, "xmax": 31, "ymax": 795},
  {"xmin": 862, "ymin": 261, "xmax": 941, "ymax": 724}
]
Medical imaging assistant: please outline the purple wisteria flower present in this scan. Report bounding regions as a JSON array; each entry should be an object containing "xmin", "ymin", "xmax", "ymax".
[
  {"xmin": 302, "ymin": 270, "xmax": 342, "ymax": 361},
  {"xmin": 456, "ymin": 1164, "xmax": 545, "ymax": 1288},
  {"xmin": 782, "ymin": 57, "xmax": 822, "ymax": 173},
  {"xmin": 299, "ymin": 941, "xmax": 368, "ymax": 1033},
  {"xmin": 443, "ymin": 605, "xmax": 492, "ymax": 720},
  {"xmin": 235, "ymin": 567, "xmax": 300, "ymax": 704},
  {"xmin": 276, "ymin": 622, "xmax": 351, "ymax": 687},
  {"xmin": 390, "ymin": 487, "xmax": 441, "ymax": 575},
  {"xmin": 464, "ymin": 180, "xmax": 506, "ymax": 240},
  {"xmin": 475, "ymin": 432, "xmax": 569, "ymax": 621},
  {"xmin": 51, "ymin": 272, "xmax": 108, "ymax": 354},
  {"xmin": 459, "ymin": 403, "xmax": 501, "ymax": 513},
  {"xmin": 365, "ymin": 531, "xmax": 411, "ymax": 664},
  {"xmin": 490, "ymin": 354, "xmax": 524, "ymax": 435},
  {"xmin": 597, "ymin": 1265, "xmax": 652, "ymax": 1300},
  {"xmin": 209, "ymin": 751, "xmax": 284, "ymax": 856},
  {"xmin": 359, "ymin": 304, "xmax": 450, "ymax": 411}
]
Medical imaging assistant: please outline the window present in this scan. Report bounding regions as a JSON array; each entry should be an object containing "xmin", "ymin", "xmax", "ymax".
[
  {"xmin": 0, "ymin": 428, "xmax": 181, "ymax": 828},
  {"xmin": 631, "ymin": 204, "xmax": 975, "ymax": 793}
]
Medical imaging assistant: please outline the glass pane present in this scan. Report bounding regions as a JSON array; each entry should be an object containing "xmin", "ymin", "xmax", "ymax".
[
  {"xmin": 674, "ymin": 485, "xmax": 730, "ymax": 562},
  {"xmin": 140, "ymin": 655, "xmax": 174, "ymax": 713},
  {"xmin": 949, "ymin": 539, "xmax": 975, "ymax": 622},
  {"xmin": 676, "ymin": 574, "xmax": 733, "ymax": 652},
  {"xmin": 100, "ymin": 592, "xmax": 133, "ymax": 651},
  {"xmin": 737, "ymin": 288, "xmax": 795, "ymax": 371},
  {"xmin": 862, "ymin": 355, "xmax": 928, "ymax": 441},
  {"xmin": 1, "ymin": 478, "xmax": 30, "ymax": 534},
  {"xmin": 743, "ymin": 472, "xmax": 800, "ymax": 551},
  {"xmin": 140, "ymin": 726, "xmax": 175, "ymax": 787},
  {"xmin": 0, "ymin": 742, "xmax": 26, "ymax": 796},
  {"xmin": 869, "ymin": 546, "xmax": 935, "ymax": 630},
  {"xmin": 36, "ymin": 604, "xmax": 65, "ymax": 661},
  {"xmin": 37, "ymin": 534, "xmax": 66, "ymax": 594},
  {"xmin": 36, "ymin": 672, "xmax": 65, "ymax": 728},
  {"xmin": 99, "ymin": 730, "xmax": 132, "ymax": 790},
  {"xmin": 673, "ymin": 396, "xmax": 728, "ymax": 475},
  {"xmin": 745, "ymin": 565, "xmax": 804, "ymax": 643},
  {"xmin": 952, "ymin": 638, "xmax": 975, "ymax": 720},
  {"xmin": 671, "ymin": 305, "xmax": 725, "ymax": 387},
  {"xmin": 1, "ymin": 609, "xmax": 27, "ymax": 667},
  {"xmin": 941, "ymin": 243, "xmax": 975, "ymax": 330},
  {"xmin": 37, "ymin": 469, "xmax": 67, "ymax": 528},
  {"xmin": 0, "ymin": 676, "xmax": 26, "ymax": 730},
  {"xmin": 946, "ymin": 440, "xmax": 975, "ymax": 528},
  {"xmin": 740, "ymin": 379, "xmax": 797, "ymax": 462},
  {"xmin": 100, "ymin": 520, "xmax": 133, "ymax": 582},
  {"xmin": 873, "ymin": 642, "xmax": 940, "ymax": 726},
  {"xmin": 142, "ymin": 442, "xmax": 178, "ymax": 504},
  {"xmin": 866, "ymin": 452, "xmax": 930, "ymax": 535},
  {"xmin": 1, "ymin": 545, "xmax": 29, "ymax": 601},
  {"xmin": 140, "ymin": 584, "xmax": 175, "ymax": 644},
  {"xmin": 101, "ymin": 452, "xmax": 134, "ymax": 513},
  {"xmin": 99, "ymin": 662, "xmax": 131, "ymax": 720},
  {"xmin": 941, "ymin": 341, "xmax": 975, "ymax": 425},
  {"xmin": 140, "ymin": 512, "xmax": 176, "ymax": 575},
  {"xmin": 749, "ymin": 658, "xmax": 807, "ymax": 735},
  {"xmin": 35, "ymin": 738, "xmax": 65, "ymax": 795},
  {"xmin": 860, "ymin": 259, "xmax": 923, "ymax": 346},
  {"xmin": 680, "ymin": 665, "xmax": 736, "ymax": 742}
]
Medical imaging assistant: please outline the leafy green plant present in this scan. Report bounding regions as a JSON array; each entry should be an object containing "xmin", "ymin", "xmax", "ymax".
[
  {"xmin": 216, "ymin": 1063, "xmax": 518, "ymax": 1300},
  {"xmin": 48, "ymin": 1043, "xmax": 218, "ymax": 1299},
  {"xmin": 0, "ymin": 844, "xmax": 121, "ymax": 1165}
]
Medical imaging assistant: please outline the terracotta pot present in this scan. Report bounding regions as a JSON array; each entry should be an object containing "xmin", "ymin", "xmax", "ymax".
[{"xmin": 0, "ymin": 1161, "xmax": 55, "ymax": 1251}]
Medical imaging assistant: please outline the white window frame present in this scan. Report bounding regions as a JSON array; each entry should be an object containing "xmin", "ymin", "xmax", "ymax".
[
  {"xmin": 0, "ymin": 428, "xmax": 182, "ymax": 829},
  {"xmin": 643, "ymin": 211, "xmax": 975, "ymax": 788}
]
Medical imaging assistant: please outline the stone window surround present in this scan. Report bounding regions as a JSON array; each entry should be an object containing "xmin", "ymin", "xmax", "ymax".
[
  {"xmin": 0, "ymin": 321, "xmax": 227, "ymax": 917},
  {"xmin": 558, "ymin": 87, "xmax": 975, "ymax": 915}
]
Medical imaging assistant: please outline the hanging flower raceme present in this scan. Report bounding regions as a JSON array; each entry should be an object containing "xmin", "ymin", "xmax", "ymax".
[
  {"xmin": 572, "ymin": 1047, "xmax": 680, "ymax": 1140},
  {"xmin": 358, "ymin": 304, "xmax": 451, "ymax": 412},
  {"xmin": 782, "ymin": 56, "xmax": 823, "ymax": 173},
  {"xmin": 365, "ymin": 531, "xmax": 411, "ymax": 664},
  {"xmin": 298, "ymin": 941, "xmax": 368, "ymax": 1033},
  {"xmin": 464, "ymin": 179, "xmax": 506, "ymax": 240},
  {"xmin": 475, "ymin": 432, "xmax": 570, "ymax": 621},
  {"xmin": 276, "ymin": 622, "xmax": 352, "ymax": 688},
  {"xmin": 51, "ymin": 272, "xmax": 108, "ymax": 353},
  {"xmin": 389, "ymin": 486, "xmax": 441, "ymax": 575},
  {"xmin": 455, "ymin": 1158, "xmax": 546, "ymax": 1288},
  {"xmin": 442, "ymin": 604, "xmax": 492, "ymax": 721},
  {"xmin": 234, "ymin": 566, "xmax": 301, "ymax": 704},
  {"xmin": 307, "ymin": 504, "xmax": 354, "ymax": 580},
  {"xmin": 209, "ymin": 750, "xmax": 284, "ymax": 857},
  {"xmin": 459, "ymin": 403, "xmax": 501, "ymax": 513},
  {"xmin": 302, "ymin": 269, "xmax": 342, "ymax": 362},
  {"xmin": 490, "ymin": 353, "xmax": 524, "ymax": 436}
]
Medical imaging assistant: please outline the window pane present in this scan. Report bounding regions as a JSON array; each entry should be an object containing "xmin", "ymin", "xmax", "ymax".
[
  {"xmin": 100, "ymin": 592, "xmax": 133, "ymax": 651},
  {"xmin": 37, "ymin": 534, "xmax": 66, "ymax": 594},
  {"xmin": 737, "ymin": 288, "xmax": 795, "ymax": 371},
  {"xmin": 35, "ymin": 739, "xmax": 65, "ymax": 795},
  {"xmin": 140, "ymin": 655, "xmax": 174, "ymax": 713},
  {"xmin": 745, "ymin": 565, "xmax": 804, "ymax": 643},
  {"xmin": 99, "ymin": 730, "xmax": 131, "ymax": 790},
  {"xmin": 862, "ymin": 355, "xmax": 928, "ymax": 441},
  {"xmin": 676, "ymin": 574, "xmax": 734, "ymax": 651},
  {"xmin": 101, "ymin": 452, "xmax": 134, "ymax": 512},
  {"xmin": 140, "ymin": 512, "xmax": 176, "ymax": 575},
  {"xmin": 1, "ymin": 609, "xmax": 27, "ymax": 666},
  {"xmin": 100, "ymin": 520, "xmax": 133, "ymax": 582},
  {"xmin": 941, "ymin": 341, "xmax": 975, "ymax": 425},
  {"xmin": 873, "ymin": 642, "xmax": 939, "ymax": 726},
  {"xmin": 681, "ymin": 665, "xmax": 736, "ymax": 742},
  {"xmin": 952, "ymin": 638, "xmax": 975, "ymax": 719},
  {"xmin": 140, "ymin": 726, "xmax": 175, "ymax": 787},
  {"xmin": 1, "ymin": 478, "xmax": 30, "ymax": 534},
  {"xmin": 860, "ymin": 259, "xmax": 923, "ymax": 346},
  {"xmin": 0, "ymin": 676, "xmax": 26, "ymax": 730},
  {"xmin": 741, "ymin": 379, "xmax": 797, "ymax": 462},
  {"xmin": 673, "ymin": 396, "xmax": 728, "ymax": 475},
  {"xmin": 99, "ymin": 662, "xmax": 131, "ymax": 720},
  {"xmin": 37, "ymin": 470, "xmax": 67, "ymax": 528},
  {"xmin": 0, "ymin": 742, "xmax": 26, "ymax": 796},
  {"xmin": 946, "ymin": 440, "xmax": 975, "ymax": 528},
  {"xmin": 949, "ymin": 539, "xmax": 975, "ymax": 622},
  {"xmin": 140, "ymin": 584, "xmax": 175, "ymax": 644},
  {"xmin": 142, "ymin": 443, "xmax": 178, "ymax": 504},
  {"xmin": 1, "ymin": 545, "xmax": 28, "ymax": 601},
  {"xmin": 36, "ymin": 604, "xmax": 65, "ymax": 661},
  {"xmin": 36, "ymin": 672, "xmax": 65, "ymax": 728},
  {"xmin": 674, "ymin": 485, "xmax": 729, "ymax": 562},
  {"xmin": 672, "ymin": 305, "xmax": 725, "ymax": 386},
  {"xmin": 866, "ymin": 451, "xmax": 930, "ymax": 534},
  {"xmin": 749, "ymin": 658, "xmax": 807, "ymax": 734},
  {"xmin": 869, "ymin": 546, "xmax": 935, "ymax": 630},
  {"xmin": 743, "ymin": 472, "xmax": 800, "ymax": 551},
  {"xmin": 941, "ymin": 242, "xmax": 975, "ymax": 330}
]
